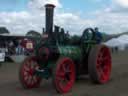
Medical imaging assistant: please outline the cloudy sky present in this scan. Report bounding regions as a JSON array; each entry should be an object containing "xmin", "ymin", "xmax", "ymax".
[{"xmin": 0, "ymin": 0, "xmax": 128, "ymax": 35}]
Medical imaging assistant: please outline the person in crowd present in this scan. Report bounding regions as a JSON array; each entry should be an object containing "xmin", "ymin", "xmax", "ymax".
[
  {"xmin": 16, "ymin": 40, "xmax": 25, "ymax": 55},
  {"xmin": 8, "ymin": 41, "xmax": 15, "ymax": 55}
]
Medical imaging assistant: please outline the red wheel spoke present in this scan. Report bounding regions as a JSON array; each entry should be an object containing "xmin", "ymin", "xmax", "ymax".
[
  {"xmin": 23, "ymin": 71, "xmax": 28, "ymax": 76},
  {"xmin": 24, "ymin": 75, "xmax": 29, "ymax": 81},
  {"xmin": 31, "ymin": 76, "xmax": 36, "ymax": 85},
  {"xmin": 27, "ymin": 75, "xmax": 32, "ymax": 84},
  {"xmin": 57, "ymin": 72, "xmax": 65, "ymax": 77},
  {"xmin": 62, "ymin": 63, "xmax": 66, "ymax": 72}
]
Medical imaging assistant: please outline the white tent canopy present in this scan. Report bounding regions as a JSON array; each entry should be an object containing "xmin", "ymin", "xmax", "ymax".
[{"xmin": 104, "ymin": 35, "xmax": 128, "ymax": 50}]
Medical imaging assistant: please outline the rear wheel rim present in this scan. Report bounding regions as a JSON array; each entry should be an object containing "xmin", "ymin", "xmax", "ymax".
[
  {"xmin": 96, "ymin": 46, "xmax": 111, "ymax": 83},
  {"xmin": 55, "ymin": 58, "xmax": 75, "ymax": 93},
  {"xmin": 20, "ymin": 57, "xmax": 41, "ymax": 88}
]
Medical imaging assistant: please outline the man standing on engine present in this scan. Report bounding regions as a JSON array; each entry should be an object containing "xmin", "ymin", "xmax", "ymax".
[{"xmin": 94, "ymin": 27, "xmax": 103, "ymax": 44}]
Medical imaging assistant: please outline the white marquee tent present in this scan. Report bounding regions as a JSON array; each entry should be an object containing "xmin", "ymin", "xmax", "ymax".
[{"xmin": 104, "ymin": 35, "xmax": 128, "ymax": 50}]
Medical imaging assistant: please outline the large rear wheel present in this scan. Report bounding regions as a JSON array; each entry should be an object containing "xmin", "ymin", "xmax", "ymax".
[
  {"xmin": 88, "ymin": 45, "xmax": 112, "ymax": 84},
  {"xmin": 53, "ymin": 57, "xmax": 75, "ymax": 93},
  {"xmin": 19, "ymin": 56, "xmax": 42, "ymax": 88}
]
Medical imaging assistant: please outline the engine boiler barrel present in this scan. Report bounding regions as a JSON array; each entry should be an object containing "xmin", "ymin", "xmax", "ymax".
[
  {"xmin": 58, "ymin": 46, "xmax": 82, "ymax": 60},
  {"xmin": 45, "ymin": 4, "xmax": 55, "ymax": 35}
]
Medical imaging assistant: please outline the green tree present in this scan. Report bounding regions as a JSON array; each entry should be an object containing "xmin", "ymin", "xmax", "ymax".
[{"xmin": 26, "ymin": 30, "xmax": 41, "ymax": 38}]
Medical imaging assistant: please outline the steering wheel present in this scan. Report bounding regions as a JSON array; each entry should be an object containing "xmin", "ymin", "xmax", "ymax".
[{"xmin": 81, "ymin": 28, "xmax": 95, "ymax": 42}]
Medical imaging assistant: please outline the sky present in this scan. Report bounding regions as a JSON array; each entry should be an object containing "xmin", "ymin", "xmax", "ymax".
[{"xmin": 0, "ymin": 0, "xmax": 128, "ymax": 35}]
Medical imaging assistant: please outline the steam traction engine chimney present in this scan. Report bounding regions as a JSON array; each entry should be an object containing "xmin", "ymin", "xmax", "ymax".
[{"xmin": 45, "ymin": 4, "xmax": 55, "ymax": 36}]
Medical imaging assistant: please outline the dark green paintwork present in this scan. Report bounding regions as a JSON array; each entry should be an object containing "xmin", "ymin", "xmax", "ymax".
[{"xmin": 58, "ymin": 46, "xmax": 82, "ymax": 60}]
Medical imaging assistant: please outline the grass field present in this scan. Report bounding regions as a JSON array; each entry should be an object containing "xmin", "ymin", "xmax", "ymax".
[{"xmin": 0, "ymin": 51, "xmax": 128, "ymax": 96}]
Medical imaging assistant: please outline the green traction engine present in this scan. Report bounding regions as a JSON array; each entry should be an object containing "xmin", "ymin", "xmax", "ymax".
[{"xmin": 19, "ymin": 4, "xmax": 112, "ymax": 94}]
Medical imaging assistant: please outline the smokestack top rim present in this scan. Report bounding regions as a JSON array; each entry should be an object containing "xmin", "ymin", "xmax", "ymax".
[{"xmin": 45, "ymin": 4, "xmax": 56, "ymax": 8}]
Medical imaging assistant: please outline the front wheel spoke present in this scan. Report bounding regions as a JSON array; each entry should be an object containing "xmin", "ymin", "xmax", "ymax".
[
  {"xmin": 24, "ymin": 75, "xmax": 29, "ymax": 81},
  {"xmin": 27, "ymin": 75, "xmax": 32, "ymax": 84},
  {"xmin": 31, "ymin": 76, "xmax": 36, "ymax": 84},
  {"xmin": 23, "ymin": 71, "xmax": 28, "ymax": 76}
]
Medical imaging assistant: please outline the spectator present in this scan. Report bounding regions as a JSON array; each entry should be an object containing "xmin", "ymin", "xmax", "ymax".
[
  {"xmin": 8, "ymin": 41, "xmax": 15, "ymax": 55},
  {"xmin": 16, "ymin": 40, "xmax": 25, "ymax": 55}
]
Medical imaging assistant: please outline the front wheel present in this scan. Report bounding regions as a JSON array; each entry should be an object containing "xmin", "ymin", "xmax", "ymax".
[
  {"xmin": 52, "ymin": 57, "xmax": 75, "ymax": 93},
  {"xmin": 19, "ymin": 56, "xmax": 42, "ymax": 88},
  {"xmin": 88, "ymin": 45, "xmax": 112, "ymax": 84}
]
